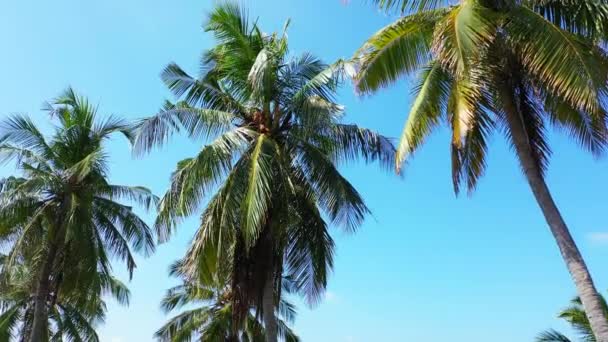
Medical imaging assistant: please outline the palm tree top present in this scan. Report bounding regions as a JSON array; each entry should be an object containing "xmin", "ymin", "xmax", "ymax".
[
  {"xmin": 133, "ymin": 2, "xmax": 395, "ymax": 241},
  {"xmin": 353, "ymin": 0, "xmax": 608, "ymax": 193},
  {"xmin": 0, "ymin": 88, "xmax": 159, "ymax": 277}
]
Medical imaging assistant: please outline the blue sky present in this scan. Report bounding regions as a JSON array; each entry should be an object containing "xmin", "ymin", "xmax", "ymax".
[{"xmin": 2, "ymin": 1, "xmax": 608, "ymax": 341}]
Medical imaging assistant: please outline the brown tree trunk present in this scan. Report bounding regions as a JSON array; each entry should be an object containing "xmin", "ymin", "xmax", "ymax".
[
  {"xmin": 501, "ymin": 86, "xmax": 608, "ymax": 341},
  {"xmin": 29, "ymin": 200, "xmax": 69, "ymax": 342},
  {"xmin": 28, "ymin": 242, "xmax": 59, "ymax": 342},
  {"xmin": 262, "ymin": 269, "xmax": 278, "ymax": 342}
]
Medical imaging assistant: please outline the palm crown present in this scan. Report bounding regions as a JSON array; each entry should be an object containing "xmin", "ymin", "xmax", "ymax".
[
  {"xmin": 134, "ymin": 3, "xmax": 394, "ymax": 339},
  {"xmin": 0, "ymin": 88, "xmax": 158, "ymax": 341},
  {"xmin": 354, "ymin": 0, "xmax": 608, "ymax": 339},
  {"xmin": 356, "ymin": 0, "xmax": 608, "ymax": 192}
]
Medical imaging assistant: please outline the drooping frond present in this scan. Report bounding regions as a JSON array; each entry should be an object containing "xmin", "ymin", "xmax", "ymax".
[
  {"xmin": 0, "ymin": 115, "xmax": 54, "ymax": 159},
  {"xmin": 155, "ymin": 307, "xmax": 210, "ymax": 342},
  {"xmin": 544, "ymin": 91, "xmax": 608, "ymax": 156},
  {"xmin": 450, "ymin": 102, "xmax": 493, "ymax": 194},
  {"xmin": 431, "ymin": 0, "xmax": 496, "ymax": 75},
  {"xmin": 355, "ymin": 9, "xmax": 446, "ymax": 93},
  {"xmin": 285, "ymin": 177, "xmax": 335, "ymax": 306},
  {"xmin": 293, "ymin": 141, "xmax": 368, "ymax": 233},
  {"xmin": 155, "ymin": 128, "xmax": 253, "ymax": 241},
  {"xmin": 248, "ymin": 48, "xmax": 278, "ymax": 103},
  {"xmin": 240, "ymin": 135, "xmax": 278, "ymax": 247},
  {"xmin": 525, "ymin": 0, "xmax": 608, "ymax": 41},
  {"xmin": 536, "ymin": 330, "xmax": 574, "ymax": 342},
  {"xmin": 160, "ymin": 284, "xmax": 215, "ymax": 313},
  {"xmin": 323, "ymin": 124, "xmax": 396, "ymax": 170},
  {"xmin": 506, "ymin": 6, "xmax": 608, "ymax": 113},
  {"xmin": 370, "ymin": 0, "xmax": 451, "ymax": 13},
  {"xmin": 161, "ymin": 63, "xmax": 247, "ymax": 112},
  {"xmin": 133, "ymin": 100, "xmax": 236, "ymax": 155},
  {"xmin": 495, "ymin": 78, "xmax": 552, "ymax": 176},
  {"xmin": 396, "ymin": 62, "xmax": 452, "ymax": 171}
]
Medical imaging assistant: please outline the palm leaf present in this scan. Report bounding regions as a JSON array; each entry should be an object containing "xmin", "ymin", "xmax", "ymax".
[
  {"xmin": 355, "ymin": 9, "xmax": 445, "ymax": 93},
  {"xmin": 506, "ymin": 5, "xmax": 608, "ymax": 113},
  {"xmin": 396, "ymin": 61, "xmax": 452, "ymax": 171}
]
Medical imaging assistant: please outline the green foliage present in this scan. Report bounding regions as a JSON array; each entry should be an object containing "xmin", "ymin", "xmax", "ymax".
[
  {"xmin": 536, "ymin": 294, "xmax": 608, "ymax": 341},
  {"xmin": 355, "ymin": 0, "xmax": 608, "ymax": 194},
  {"xmin": 0, "ymin": 88, "xmax": 158, "ymax": 340},
  {"xmin": 135, "ymin": 1, "xmax": 395, "ymax": 336},
  {"xmin": 155, "ymin": 270, "xmax": 299, "ymax": 342},
  {"xmin": 0, "ymin": 249, "xmax": 130, "ymax": 341}
]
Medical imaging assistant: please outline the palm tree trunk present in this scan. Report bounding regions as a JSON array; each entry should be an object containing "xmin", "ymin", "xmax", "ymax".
[
  {"xmin": 29, "ymin": 242, "xmax": 59, "ymax": 342},
  {"xmin": 262, "ymin": 269, "xmax": 278, "ymax": 342},
  {"xmin": 30, "ymin": 200, "xmax": 69, "ymax": 342},
  {"xmin": 501, "ymin": 86, "xmax": 608, "ymax": 341}
]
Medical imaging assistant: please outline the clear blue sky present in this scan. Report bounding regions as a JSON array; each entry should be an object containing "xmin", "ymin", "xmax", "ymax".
[{"xmin": 2, "ymin": 1, "xmax": 608, "ymax": 341}]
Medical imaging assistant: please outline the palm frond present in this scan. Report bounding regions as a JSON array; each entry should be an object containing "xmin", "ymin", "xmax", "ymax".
[
  {"xmin": 536, "ymin": 329, "xmax": 574, "ymax": 342},
  {"xmin": 395, "ymin": 61, "xmax": 452, "ymax": 171},
  {"xmin": 524, "ymin": 0, "xmax": 608, "ymax": 40},
  {"xmin": 355, "ymin": 9, "xmax": 445, "ymax": 93},
  {"xmin": 506, "ymin": 6, "xmax": 608, "ymax": 113},
  {"xmin": 155, "ymin": 128, "xmax": 253, "ymax": 241},
  {"xmin": 240, "ymin": 135, "xmax": 278, "ymax": 247},
  {"xmin": 133, "ymin": 100, "xmax": 236, "ymax": 155},
  {"xmin": 294, "ymin": 141, "xmax": 368, "ymax": 233},
  {"xmin": 432, "ymin": 0, "xmax": 496, "ymax": 75},
  {"xmin": 0, "ymin": 115, "xmax": 54, "ymax": 159},
  {"xmin": 370, "ymin": 0, "xmax": 450, "ymax": 13}
]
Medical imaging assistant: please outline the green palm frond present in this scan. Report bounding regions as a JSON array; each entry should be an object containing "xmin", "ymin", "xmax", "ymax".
[
  {"xmin": 452, "ymin": 105, "xmax": 493, "ymax": 194},
  {"xmin": 324, "ymin": 124, "xmax": 396, "ymax": 169},
  {"xmin": 156, "ymin": 275, "xmax": 299, "ymax": 342},
  {"xmin": 536, "ymin": 329, "xmax": 574, "ymax": 342},
  {"xmin": 0, "ymin": 88, "xmax": 155, "ymax": 341},
  {"xmin": 241, "ymin": 135, "xmax": 278, "ymax": 246},
  {"xmin": 0, "ymin": 115, "xmax": 54, "ymax": 159},
  {"xmin": 160, "ymin": 284, "xmax": 216, "ymax": 313},
  {"xmin": 506, "ymin": 6, "xmax": 608, "ymax": 113},
  {"xmin": 0, "ymin": 303, "xmax": 24, "ymax": 341},
  {"xmin": 285, "ymin": 179, "xmax": 334, "ymax": 305},
  {"xmin": 524, "ymin": 0, "xmax": 608, "ymax": 41},
  {"xmin": 396, "ymin": 62, "xmax": 452, "ymax": 171},
  {"xmin": 133, "ymin": 100, "xmax": 237, "ymax": 155},
  {"xmin": 248, "ymin": 48, "xmax": 279, "ymax": 103},
  {"xmin": 496, "ymin": 79, "xmax": 552, "ymax": 175},
  {"xmin": 431, "ymin": 0, "xmax": 495, "ymax": 75},
  {"xmin": 140, "ymin": 4, "xmax": 394, "ymax": 338},
  {"xmin": 355, "ymin": 9, "xmax": 445, "ymax": 93},
  {"xmin": 294, "ymin": 141, "xmax": 368, "ymax": 233},
  {"xmin": 543, "ymin": 91, "xmax": 608, "ymax": 156},
  {"xmin": 102, "ymin": 185, "xmax": 159, "ymax": 212},
  {"xmin": 371, "ymin": 0, "xmax": 451, "ymax": 13},
  {"xmin": 155, "ymin": 128, "xmax": 253, "ymax": 241},
  {"xmin": 155, "ymin": 307, "xmax": 210, "ymax": 342}
]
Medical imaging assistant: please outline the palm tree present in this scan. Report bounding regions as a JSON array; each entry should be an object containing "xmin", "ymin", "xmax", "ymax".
[
  {"xmin": 0, "ymin": 250, "xmax": 130, "ymax": 341},
  {"xmin": 536, "ymin": 294, "xmax": 608, "ymax": 342},
  {"xmin": 155, "ymin": 263, "xmax": 299, "ymax": 342},
  {"xmin": 0, "ymin": 88, "xmax": 158, "ymax": 342},
  {"xmin": 354, "ymin": 0, "xmax": 608, "ymax": 339},
  {"xmin": 134, "ymin": 3, "xmax": 394, "ymax": 341}
]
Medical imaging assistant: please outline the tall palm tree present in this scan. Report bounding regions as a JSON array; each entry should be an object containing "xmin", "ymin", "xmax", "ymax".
[
  {"xmin": 134, "ymin": 3, "xmax": 394, "ymax": 341},
  {"xmin": 354, "ymin": 0, "xmax": 608, "ymax": 339},
  {"xmin": 0, "ymin": 88, "xmax": 158, "ymax": 342},
  {"xmin": 155, "ymin": 263, "xmax": 299, "ymax": 342},
  {"xmin": 0, "ymin": 250, "xmax": 130, "ymax": 342},
  {"xmin": 536, "ymin": 294, "xmax": 608, "ymax": 342}
]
